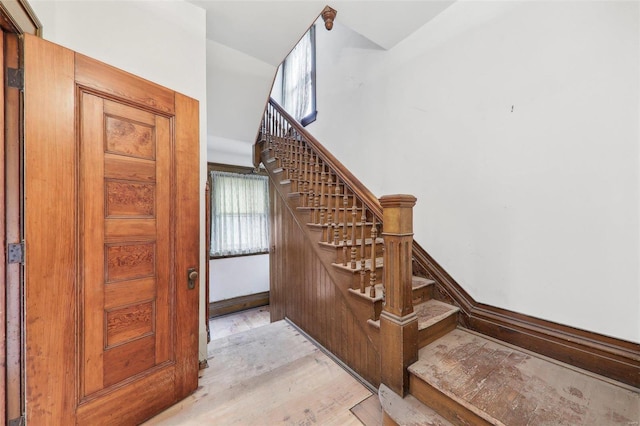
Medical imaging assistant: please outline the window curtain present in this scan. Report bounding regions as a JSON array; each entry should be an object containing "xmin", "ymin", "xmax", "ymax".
[
  {"xmin": 210, "ymin": 171, "xmax": 270, "ymax": 257},
  {"xmin": 282, "ymin": 27, "xmax": 314, "ymax": 123}
]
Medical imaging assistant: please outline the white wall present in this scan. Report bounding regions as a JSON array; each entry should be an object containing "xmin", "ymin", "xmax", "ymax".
[
  {"xmin": 30, "ymin": 0, "xmax": 210, "ymax": 359},
  {"xmin": 309, "ymin": 1, "xmax": 639, "ymax": 343},
  {"xmin": 209, "ymin": 255, "xmax": 270, "ymax": 302}
]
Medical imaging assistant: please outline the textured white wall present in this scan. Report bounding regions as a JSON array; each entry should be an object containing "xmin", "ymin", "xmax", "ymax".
[
  {"xmin": 309, "ymin": 1, "xmax": 639, "ymax": 343},
  {"xmin": 30, "ymin": 0, "xmax": 209, "ymax": 358}
]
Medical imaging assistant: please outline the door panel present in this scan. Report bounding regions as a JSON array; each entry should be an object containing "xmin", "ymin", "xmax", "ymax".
[
  {"xmin": 24, "ymin": 34, "xmax": 199, "ymax": 425},
  {"xmin": 79, "ymin": 92, "xmax": 173, "ymax": 401}
]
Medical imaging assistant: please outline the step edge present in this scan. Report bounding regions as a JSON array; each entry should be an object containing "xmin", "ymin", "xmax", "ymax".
[
  {"xmin": 379, "ymin": 384, "xmax": 454, "ymax": 426},
  {"xmin": 407, "ymin": 373, "xmax": 505, "ymax": 426}
]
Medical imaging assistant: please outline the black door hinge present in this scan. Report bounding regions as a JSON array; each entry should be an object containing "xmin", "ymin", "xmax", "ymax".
[
  {"xmin": 7, "ymin": 67, "xmax": 24, "ymax": 90},
  {"xmin": 8, "ymin": 415, "xmax": 25, "ymax": 426},
  {"xmin": 7, "ymin": 241, "xmax": 24, "ymax": 264}
]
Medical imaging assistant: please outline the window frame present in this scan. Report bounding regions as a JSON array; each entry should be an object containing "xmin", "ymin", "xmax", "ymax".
[
  {"xmin": 281, "ymin": 25, "xmax": 317, "ymax": 127},
  {"xmin": 208, "ymin": 163, "xmax": 270, "ymax": 260}
]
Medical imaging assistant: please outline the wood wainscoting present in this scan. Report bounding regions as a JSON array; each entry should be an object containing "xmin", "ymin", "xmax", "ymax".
[
  {"xmin": 269, "ymin": 179, "xmax": 382, "ymax": 388},
  {"xmin": 209, "ymin": 291, "xmax": 270, "ymax": 318}
]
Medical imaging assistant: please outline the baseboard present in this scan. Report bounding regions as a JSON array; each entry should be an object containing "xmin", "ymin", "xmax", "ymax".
[
  {"xmin": 412, "ymin": 243, "xmax": 640, "ymax": 389},
  {"xmin": 209, "ymin": 291, "xmax": 269, "ymax": 318}
]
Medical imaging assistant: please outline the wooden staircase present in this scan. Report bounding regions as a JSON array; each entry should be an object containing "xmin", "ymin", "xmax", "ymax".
[{"xmin": 255, "ymin": 98, "xmax": 640, "ymax": 426}]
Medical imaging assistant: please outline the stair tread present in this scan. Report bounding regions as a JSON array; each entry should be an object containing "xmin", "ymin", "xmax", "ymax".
[
  {"xmin": 318, "ymin": 237, "xmax": 383, "ymax": 248},
  {"xmin": 412, "ymin": 276, "xmax": 435, "ymax": 290},
  {"xmin": 409, "ymin": 328, "xmax": 640, "ymax": 426},
  {"xmin": 332, "ymin": 257, "xmax": 383, "ymax": 273},
  {"xmin": 348, "ymin": 284, "xmax": 384, "ymax": 302},
  {"xmin": 414, "ymin": 300, "xmax": 459, "ymax": 331},
  {"xmin": 379, "ymin": 384, "xmax": 453, "ymax": 426}
]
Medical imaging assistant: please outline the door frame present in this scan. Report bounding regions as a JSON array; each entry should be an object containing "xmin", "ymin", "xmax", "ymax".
[{"xmin": 1, "ymin": 2, "xmax": 41, "ymax": 424}]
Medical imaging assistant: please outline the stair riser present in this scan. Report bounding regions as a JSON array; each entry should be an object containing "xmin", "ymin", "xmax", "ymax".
[
  {"xmin": 409, "ymin": 375, "xmax": 494, "ymax": 426},
  {"xmin": 333, "ymin": 267, "xmax": 384, "ymax": 290},
  {"xmin": 412, "ymin": 284, "xmax": 433, "ymax": 305},
  {"xmin": 320, "ymin": 244, "xmax": 383, "ymax": 266},
  {"xmin": 418, "ymin": 314, "xmax": 457, "ymax": 349}
]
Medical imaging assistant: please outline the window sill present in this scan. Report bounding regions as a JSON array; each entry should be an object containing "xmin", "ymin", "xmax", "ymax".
[{"xmin": 210, "ymin": 250, "xmax": 269, "ymax": 260}]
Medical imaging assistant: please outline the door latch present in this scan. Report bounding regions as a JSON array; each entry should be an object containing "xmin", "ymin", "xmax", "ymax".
[{"xmin": 187, "ymin": 268, "xmax": 198, "ymax": 290}]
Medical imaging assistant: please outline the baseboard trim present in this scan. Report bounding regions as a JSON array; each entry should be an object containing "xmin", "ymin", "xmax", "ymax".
[
  {"xmin": 412, "ymin": 242, "xmax": 640, "ymax": 389},
  {"xmin": 209, "ymin": 291, "xmax": 269, "ymax": 318}
]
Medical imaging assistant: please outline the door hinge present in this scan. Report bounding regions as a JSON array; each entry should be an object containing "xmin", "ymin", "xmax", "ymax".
[
  {"xmin": 7, "ymin": 241, "xmax": 24, "ymax": 264},
  {"xmin": 8, "ymin": 415, "xmax": 25, "ymax": 426},
  {"xmin": 7, "ymin": 67, "xmax": 24, "ymax": 90}
]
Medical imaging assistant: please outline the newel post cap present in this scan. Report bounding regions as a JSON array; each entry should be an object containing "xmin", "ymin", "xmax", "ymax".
[{"xmin": 379, "ymin": 194, "xmax": 417, "ymax": 208}]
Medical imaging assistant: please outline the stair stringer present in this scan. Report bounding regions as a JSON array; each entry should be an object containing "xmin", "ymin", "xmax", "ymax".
[{"xmin": 267, "ymin": 161, "xmax": 382, "ymax": 387}]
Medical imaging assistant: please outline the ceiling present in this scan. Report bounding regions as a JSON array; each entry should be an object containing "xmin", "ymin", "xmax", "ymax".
[{"xmin": 188, "ymin": 1, "xmax": 455, "ymax": 157}]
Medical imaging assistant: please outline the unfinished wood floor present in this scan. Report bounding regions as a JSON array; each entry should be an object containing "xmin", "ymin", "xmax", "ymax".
[
  {"xmin": 208, "ymin": 305, "xmax": 271, "ymax": 341},
  {"xmin": 144, "ymin": 315, "xmax": 374, "ymax": 425},
  {"xmin": 409, "ymin": 328, "xmax": 640, "ymax": 425}
]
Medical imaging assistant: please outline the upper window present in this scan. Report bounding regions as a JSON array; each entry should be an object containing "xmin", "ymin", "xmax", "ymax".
[
  {"xmin": 282, "ymin": 25, "xmax": 317, "ymax": 126},
  {"xmin": 210, "ymin": 171, "xmax": 270, "ymax": 258}
]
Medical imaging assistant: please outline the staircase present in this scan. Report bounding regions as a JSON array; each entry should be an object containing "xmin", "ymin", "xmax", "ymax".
[{"xmin": 255, "ymin": 98, "xmax": 640, "ymax": 426}]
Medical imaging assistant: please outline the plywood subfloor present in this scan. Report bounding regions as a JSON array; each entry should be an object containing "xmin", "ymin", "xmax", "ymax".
[
  {"xmin": 409, "ymin": 328, "xmax": 640, "ymax": 425},
  {"xmin": 144, "ymin": 320, "xmax": 373, "ymax": 425}
]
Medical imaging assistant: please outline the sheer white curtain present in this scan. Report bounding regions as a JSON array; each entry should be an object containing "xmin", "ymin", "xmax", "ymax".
[
  {"xmin": 210, "ymin": 171, "xmax": 270, "ymax": 257},
  {"xmin": 282, "ymin": 27, "xmax": 315, "ymax": 123}
]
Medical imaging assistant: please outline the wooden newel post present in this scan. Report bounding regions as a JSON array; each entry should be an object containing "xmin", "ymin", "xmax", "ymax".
[{"xmin": 379, "ymin": 194, "xmax": 418, "ymax": 397}]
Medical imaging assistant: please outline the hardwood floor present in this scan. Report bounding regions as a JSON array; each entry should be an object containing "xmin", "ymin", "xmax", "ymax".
[
  {"xmin": 208, "ymin": 305, "xmax": 271, "ymax": 342},
  {"xmin": 144, "ymin": 309, "xmax": 376, "ymax": 425}
]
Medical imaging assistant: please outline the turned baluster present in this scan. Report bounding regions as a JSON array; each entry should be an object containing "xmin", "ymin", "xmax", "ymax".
[
  {"xmin": 326, "ymin": 175, "xmax": 333, "ymax": 243},
  {"xmin": 370, "ymin": 218, "xmax": 378, "ymax": 298},
  {"xmin": 333, "ymin": 182, "xmax": 341, "ymax": 245},
  {"xmin": 319, "ymin": 167, "xmax": 327, "ymax": 226},
  {"xmin": 302, "ymin": 150, "xmax": 309, "ymax": 206},
  {"xmin": 342, "ymin": 189, "xmax": 349, "ymax": 265},
  {"xmin": 291, "ymin": 138, "xmax": 298, "ymax": 190},
  {"xmin": 360, "ymin": 209, "xmax": 367, "ymax": 293},
  {"xmin": 312, "ymin": 153, "xmax": 320, "ymax": 223},
  {"xmin": 350, "ymin": 197, "xmax": 358, "ymax": 269}
]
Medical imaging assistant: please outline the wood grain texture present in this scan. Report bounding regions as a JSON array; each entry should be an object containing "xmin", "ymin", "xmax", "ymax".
[
  {"xmin": 209, "ymin": 291, "xmax": 270, "ymax": 318},
  {"xmin": 24, "ymin": 33, "xmax": 77, "ymax": 425},
  {"xmin": 269, "ymin": 172, "xmax": 382, "ymax": 387},
  {"xmin": 173, "ymin": 92, "xmax": 200, "ymax": 398},
  {"xmin": 409, "ymin": 328, "xmax": 640, "ymax": 426},
  {"xmin": 105, "ymin": 115, "xmax": 155, "ymax": 159},
  {"xmin": 106, "ymin": 242, "xmax": 156, "ymax": 282},
  {"xmin": 75, "ymin": 53, "xmax": 174, "ymax": 115},
  {"xmin": 145, "ymin": 321, "xmax": 371, "ymax": 425},
  {"xmin": 24, "ymin": 34, "xmax": 200, "ymax": 424},
  {"xmin": 80, "ymin": 92, "xmax": 107, "ymax": 397},
  {"xmin": 106, "ymin": 301, "xmax": 154, "ymax": 347},
  {"xmin": 105, "ymin": 181, "xmax": 155, "ymax": 217},
  {"xmin": 104, "ymin": 335, "xmax": 156, "ymax": 387}
]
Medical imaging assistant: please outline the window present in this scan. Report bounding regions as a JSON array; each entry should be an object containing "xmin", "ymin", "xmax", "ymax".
[
  {"xmin": 282, "ymin": 25, "xmax": 317, "ymax": 126},
  {"xmin": 210, "ymin": 171, "xmax": 270, "ymax": 257}
]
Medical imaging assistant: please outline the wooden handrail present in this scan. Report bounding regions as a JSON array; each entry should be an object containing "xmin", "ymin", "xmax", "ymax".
[{"xmin": 261, "ymin": 98, "xmax": 383, "ymax": 221}]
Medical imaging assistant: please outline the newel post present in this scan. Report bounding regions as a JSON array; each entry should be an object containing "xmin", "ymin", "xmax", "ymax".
[{"xmin": 379, "ymin": 194, "xmax": 418, "ymax": 397}]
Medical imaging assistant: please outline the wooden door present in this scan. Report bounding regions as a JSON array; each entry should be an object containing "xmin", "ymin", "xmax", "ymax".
[{"xmin": 23, "ymin": 34, "xmax": 200, "ymax": 425}]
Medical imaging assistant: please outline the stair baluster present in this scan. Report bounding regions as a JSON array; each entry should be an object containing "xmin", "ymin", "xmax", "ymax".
[
  {"xmin": 342, "ymin": 189, "xmax": 349, "ymax": 266},
  {"xmin": 333, "ymin": 181, "xmax": 341, "ymax": 245},
  {"xmin": 350, "ymin": 197, "xmax": 357, "ymax": 269},
  {"xmin": 370, "ymin": 218, "xmax": 377, "ymax": 298},
  {"xmin": 360, "ymin": 209, "xmax": 367, "ymax": 293}
]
